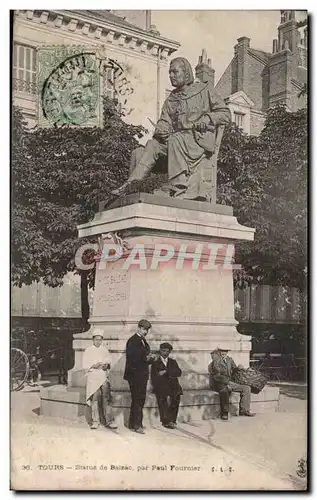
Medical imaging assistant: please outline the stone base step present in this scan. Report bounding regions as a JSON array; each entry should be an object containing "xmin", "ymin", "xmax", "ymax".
[{"xmin": 40, "ymin": 385, "xmax": 279, "ymax": 423}]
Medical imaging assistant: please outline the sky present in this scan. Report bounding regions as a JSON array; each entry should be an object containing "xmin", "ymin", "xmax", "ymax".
[{"xmin": 151, "ymin": 10, "xmax": 307, "ymax": 87}]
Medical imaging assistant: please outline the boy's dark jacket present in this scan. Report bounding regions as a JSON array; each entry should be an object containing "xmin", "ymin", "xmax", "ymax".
[{"xmin": 151, "ymin": 357, "xmax": 183, "ymax": 397}]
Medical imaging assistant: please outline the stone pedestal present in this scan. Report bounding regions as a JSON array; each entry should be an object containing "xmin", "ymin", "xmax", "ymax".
[{"xmin": 40, "ymin": 193, "xmax": 279, "ymax": 421}]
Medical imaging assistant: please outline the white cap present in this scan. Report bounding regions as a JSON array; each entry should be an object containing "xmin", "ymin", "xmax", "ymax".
[{"xmin": 92, "ymin": 329, "xmax": 104, "ymax": 339}]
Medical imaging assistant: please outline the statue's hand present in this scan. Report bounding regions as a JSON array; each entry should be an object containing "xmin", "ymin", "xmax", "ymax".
[
  {"xmin": 193, "ymin": 121, "xmax": 215, "ymax": 133},
  {"xmin": 154, "ymin": 124, "xmax": 172, "ymax": 140},
  {"xmin": 193, "ymin": 122, "xmax": 208, "ymax": 133},
  {"xmin": 193, "ymin": 116, "xmax": 215, "ymax": 133}
]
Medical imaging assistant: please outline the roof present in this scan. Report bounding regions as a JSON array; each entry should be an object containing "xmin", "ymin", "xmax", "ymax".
[
  {"xmin": 248, "ymin": 48, "xmax": 270, "ymax": 64},
  {"xmin": 68, "ymin": 9, "xmax": 180, "ymax": 49},
  {"xmin": 76, "ymin": 10, "xmax": 142, "ymax": 32}
]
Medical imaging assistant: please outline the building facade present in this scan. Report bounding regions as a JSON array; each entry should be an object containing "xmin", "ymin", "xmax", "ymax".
[
  {"xmin": 214, "ymin": 10, "xmax": 307, "ymax": 136},
  {"xmin": 12, "ymin": 9, "xmax": 179, "ymax": 136}
]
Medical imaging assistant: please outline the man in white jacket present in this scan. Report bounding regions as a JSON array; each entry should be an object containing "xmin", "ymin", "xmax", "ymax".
[{"xmin": 82, "ymin": 333, "xmax": 117, "ymax": 430}]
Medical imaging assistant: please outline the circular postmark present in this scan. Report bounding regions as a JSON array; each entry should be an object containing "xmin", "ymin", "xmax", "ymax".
[{"xmin": 41, "ymin": 52, "xmax": 99, "ymax": 126}]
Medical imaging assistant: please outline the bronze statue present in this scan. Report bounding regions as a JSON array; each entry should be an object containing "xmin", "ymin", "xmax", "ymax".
[{"xmin": 112, "ymin": 57, "xmax": 231, "ymax": 203}]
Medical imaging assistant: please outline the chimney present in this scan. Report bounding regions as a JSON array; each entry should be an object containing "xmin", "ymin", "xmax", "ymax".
[
  {"xmin": 237, "ymin": 36, "xmax": 251, "ymax": 47},
  {"xmin": 277, "ymin": 10, "xmax": 299, "ymax": 53},
  {"xmin": 195, "ymin": 49, "xmax": 215, "ymax": 87},
  {"xmin": 146, "ymin": 10, "xmax": 151, "ymax": 31},
  {"xmin": 269, "ymin": 15, "xmax": 295, "ymax": 110},
  {"xmin": 234, "ymin": 36, "xmax": 250, "ymax": 92}
]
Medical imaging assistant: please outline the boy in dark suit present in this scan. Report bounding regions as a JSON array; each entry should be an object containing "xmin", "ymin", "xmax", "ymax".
[
  {"xmin": 123, "ymin": 319, "xmax": 155, "ymax": 434},
  {"xmin": 209, "ymin": 346, "xmax": 255, "ymax": 420},
  {"xmin": 151, "ymin": 342, "xmax": 183, "ymax": 429}
]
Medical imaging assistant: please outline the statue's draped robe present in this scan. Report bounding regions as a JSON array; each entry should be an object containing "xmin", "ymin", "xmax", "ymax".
[{"xmin": 130, "ymin": 81, "xmax": 231, "ymax": 201}]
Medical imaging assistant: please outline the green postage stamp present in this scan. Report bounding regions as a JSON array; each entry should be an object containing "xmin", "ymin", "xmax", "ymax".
[{"xmin": 38, "ymin": 46, "xmax": 102, "ymax": 127}]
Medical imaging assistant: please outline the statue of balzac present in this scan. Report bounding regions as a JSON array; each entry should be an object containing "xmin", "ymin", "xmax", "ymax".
[{"xmin": 112, "ymin": 57, "xmax": 231, "ymax": 203}]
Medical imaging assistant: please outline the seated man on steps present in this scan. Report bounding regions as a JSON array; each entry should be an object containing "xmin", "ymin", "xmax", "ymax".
[{"xmin": 209, "ymin": 346, "xmax": 255, "ymax": 420}]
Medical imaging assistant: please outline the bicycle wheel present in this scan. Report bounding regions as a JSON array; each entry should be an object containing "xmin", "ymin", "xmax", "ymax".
[{"xmin": 11, "ymin": 348, "xmax": 29, "ymax": 391}]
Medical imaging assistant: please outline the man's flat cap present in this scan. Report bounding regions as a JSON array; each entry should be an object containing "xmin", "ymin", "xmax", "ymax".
[{"xmin": 138, "ymin": 319, "xmax": 152, "ymax": 330}]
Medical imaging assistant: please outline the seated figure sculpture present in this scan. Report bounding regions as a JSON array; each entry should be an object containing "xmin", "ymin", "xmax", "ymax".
[{"xmin": 112, "ymin": 57, "xmax": 231, "ymax": 203}]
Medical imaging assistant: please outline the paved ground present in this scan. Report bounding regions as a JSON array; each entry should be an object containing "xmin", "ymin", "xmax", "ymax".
[{"xmin": 10, "ymin": 378, "xmax": 307, "ymax": 491}]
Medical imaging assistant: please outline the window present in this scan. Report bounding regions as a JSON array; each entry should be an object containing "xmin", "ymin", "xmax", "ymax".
[
  {"xmin": 13, "ymin": 43, "xmax": 37, "ymax": 94},
  {"xmin": 234, "ymin": 111, "xmax": 245, "ymax": 129},
  {"xmin": 104, "ymin": 68, "xmax": 115, "ymax": 99}
]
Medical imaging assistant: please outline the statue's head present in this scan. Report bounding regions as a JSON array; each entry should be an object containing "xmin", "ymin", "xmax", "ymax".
[{"xmin": 169, "ymin": 58, "xmax": 194, "ymax": 88}]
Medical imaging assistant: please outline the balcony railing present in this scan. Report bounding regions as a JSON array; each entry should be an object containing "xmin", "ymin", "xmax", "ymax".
[{"xmin": 12, "ymin": 77, "xmax": 37, "ymax": 95}]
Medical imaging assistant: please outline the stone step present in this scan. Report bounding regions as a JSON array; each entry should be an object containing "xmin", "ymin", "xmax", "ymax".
[
  {"xmin": 110, "ymin": 386, "xmax": 279, "ymax": 407},
  {"xmin": 40, "ymin": 385, "xmax": 279, "ymax": 422}
]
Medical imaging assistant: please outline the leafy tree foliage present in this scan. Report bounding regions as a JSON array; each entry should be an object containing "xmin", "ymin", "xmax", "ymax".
[
  {"xmin": 12, "ymin": 109, "xmax": 50, "ymax": 287},
  {"xmin": 217, "ymin": 105, "xmax": 307, "ymax": 291}
]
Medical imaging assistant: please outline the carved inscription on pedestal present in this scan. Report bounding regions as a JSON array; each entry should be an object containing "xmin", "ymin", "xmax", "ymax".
[{"xmin": 93, "ymin": 268, "xmax": 130, "ymax": 317}]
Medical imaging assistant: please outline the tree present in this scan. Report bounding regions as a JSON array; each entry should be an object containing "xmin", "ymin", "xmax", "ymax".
[
  {"xmin": 12, "ymin": 98, "xmax": 145, "ymax": 321},
  {"xmin": 217, "ymin": 105, "xmax": 307, "ymax": 292},
  {"xmin": 12, "ymin": 107, "xmax": 52, "ymax": 286}
]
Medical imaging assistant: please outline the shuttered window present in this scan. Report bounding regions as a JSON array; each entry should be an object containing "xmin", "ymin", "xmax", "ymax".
[
  {"xmin": 13, "ymin": 43, "xmax": 37, "ymax": 94},
  {"xmin": 234, "ymin": 111, "xmax": 244, "ymax": 129}
]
